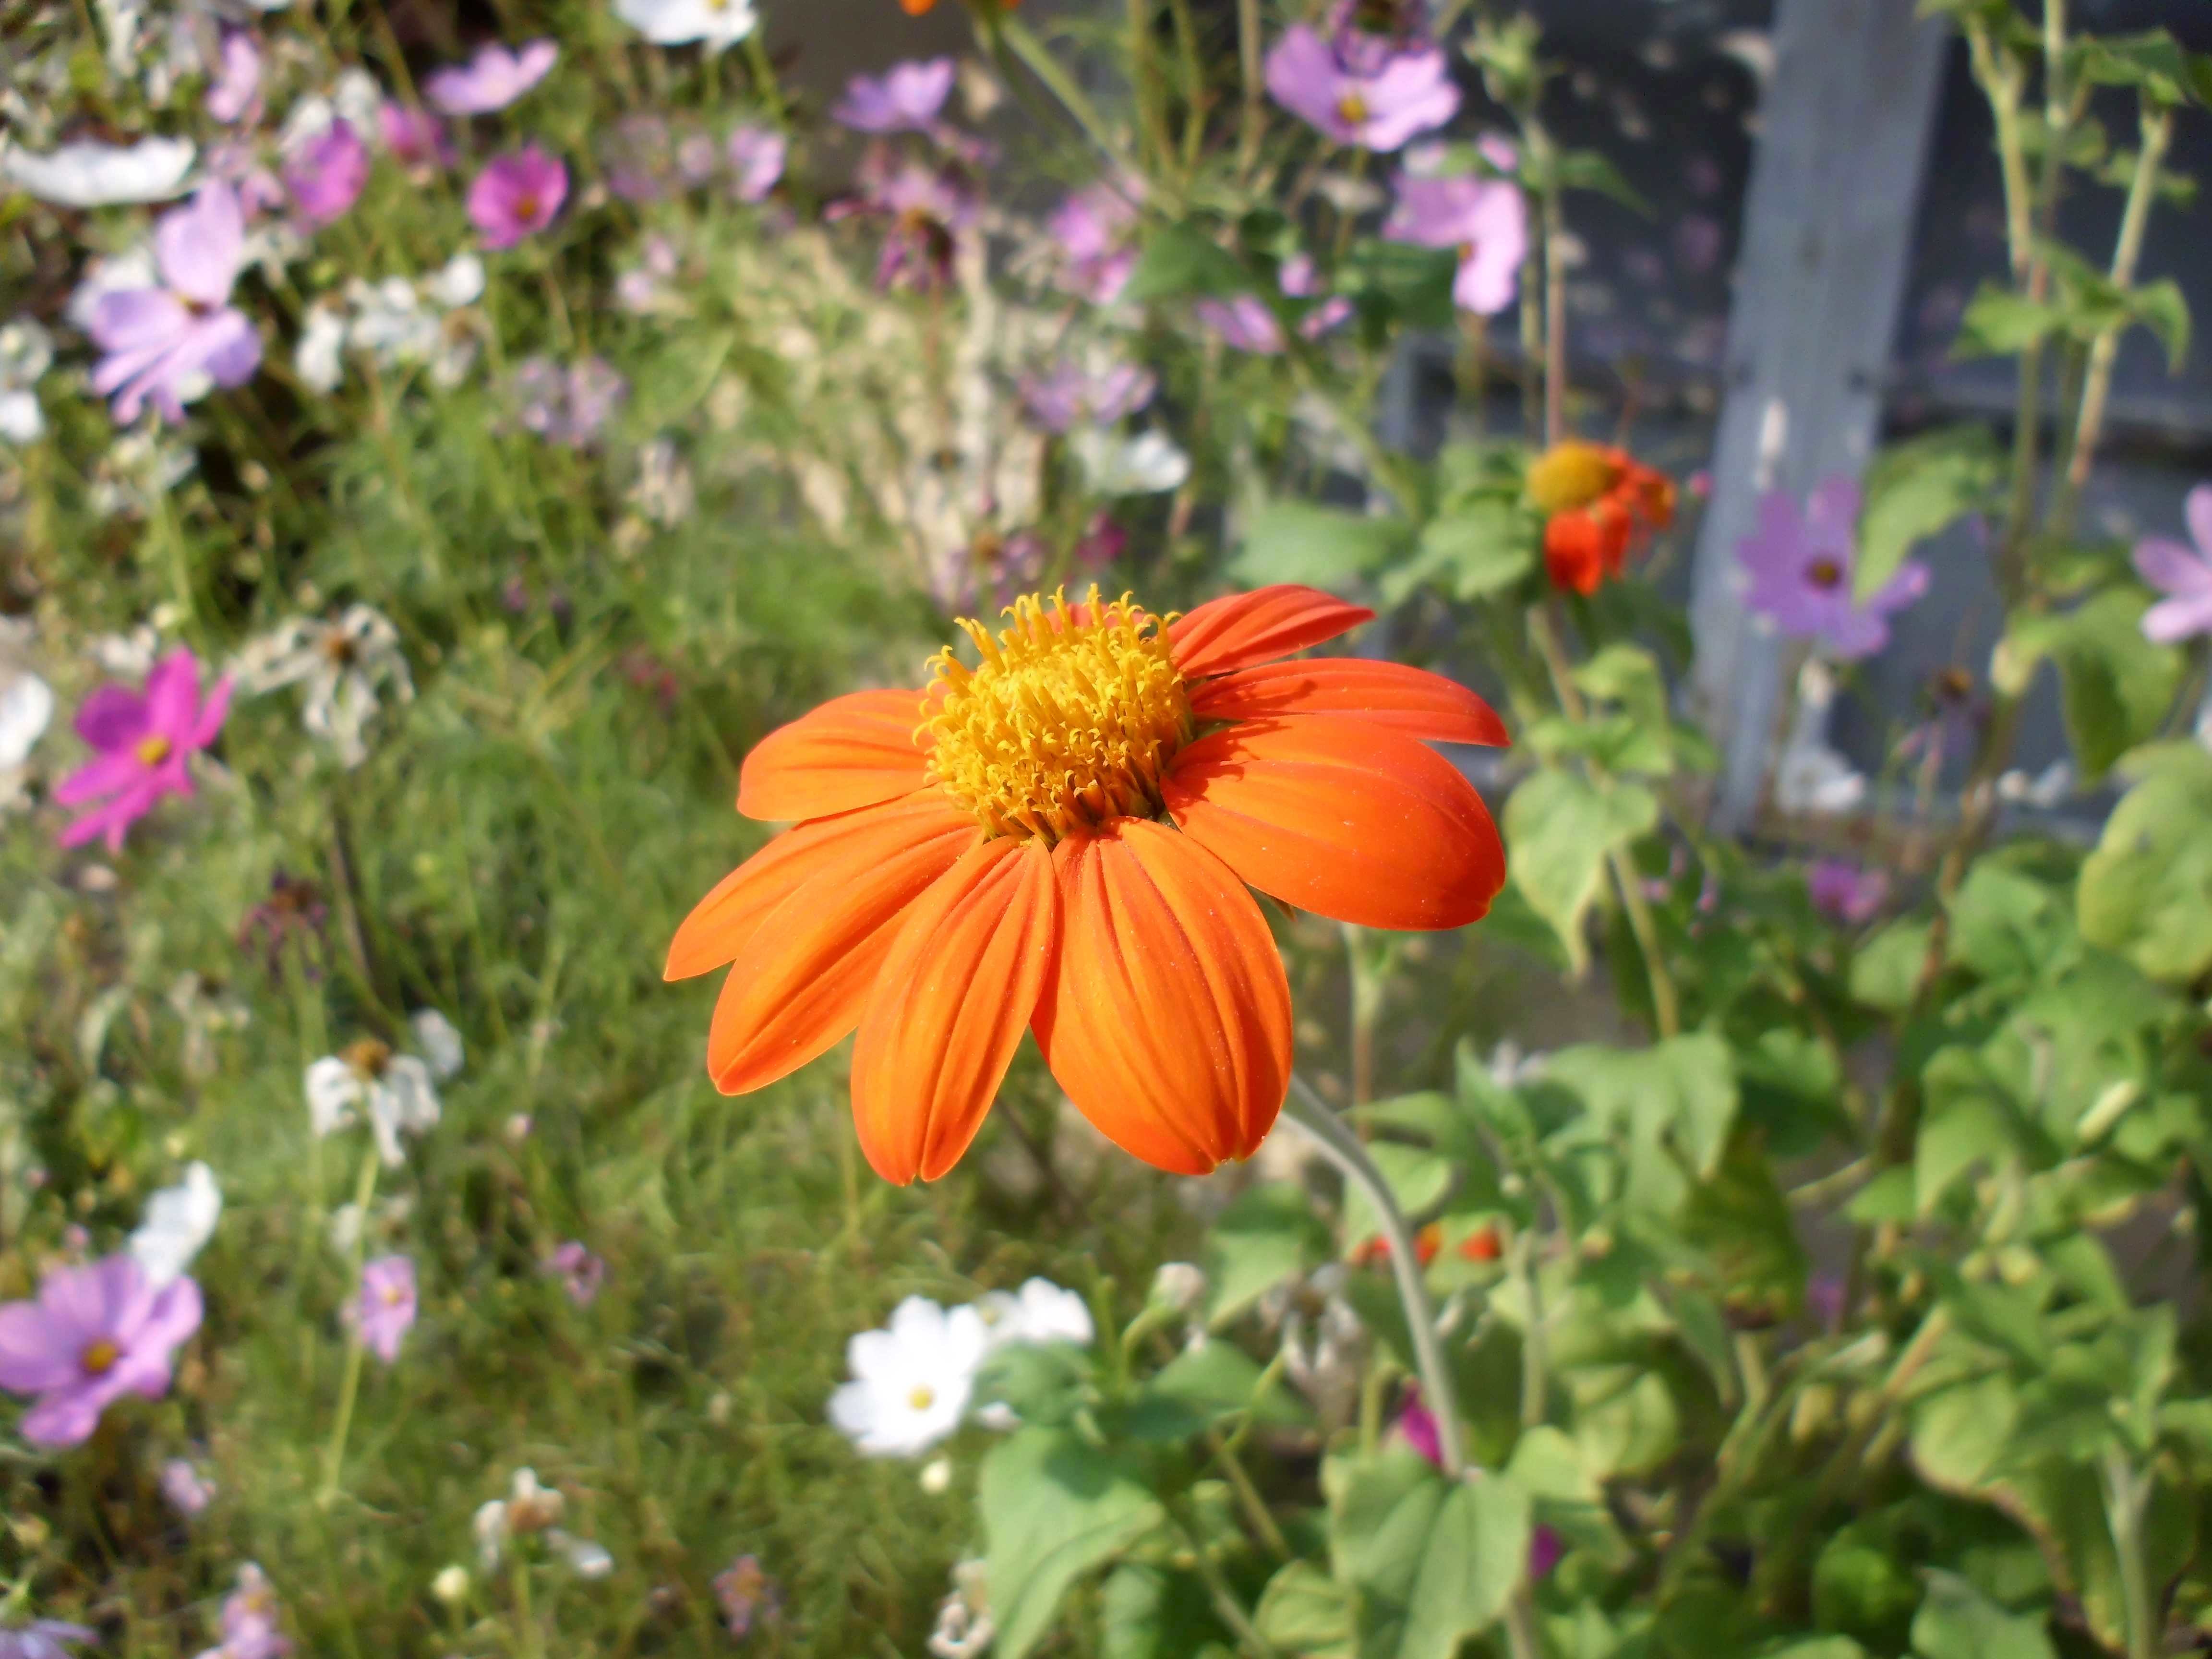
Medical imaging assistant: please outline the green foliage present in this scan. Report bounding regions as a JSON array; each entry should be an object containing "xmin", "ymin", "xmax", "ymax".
[
  {"xmin": 1854, "ymin": 427, "xmax": 2005, "ymax": 601},
  {"xmin": 982, "ymin": 1429, "xmax": 1167, "ymax": 1659},
  {"xmin": 1501, "ymin": 771, "xmax": 1659, "ymax": 975},
  {"xmin": 2078, "ymin": 744, "xmax": 2212, "ymax": 983}
]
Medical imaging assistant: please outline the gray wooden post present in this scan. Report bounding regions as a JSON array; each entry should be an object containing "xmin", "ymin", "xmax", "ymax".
[{"xmin": 1689, "ymin": 0, "xmax": 1952, "ymax": 832}]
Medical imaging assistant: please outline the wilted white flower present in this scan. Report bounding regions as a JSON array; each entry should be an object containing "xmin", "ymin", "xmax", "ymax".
[
  {"xmin": 918, "ymin": 1456, "xmax": 953, "ymax": 1495},
  {"xmin": 234, "ymin": 605, "xmax": 413, "ymax": 769},
  {"xmin": 977, "ymin": 1278, "xmax": 1094, "ymax": 1351},
  {"xmin": 1997, "ymin": 760, "xmax": 2072, "ymax": 809},
  {"xmin": 129, "ymin": 1160, "xmax": 222, "ymax": 1286},
  {"xmin": 89, "ymin": 623, "xmax": 164, "ymax": 679},
  {"xmin": 0, "ymin": 617, "xmax": 53, "ymax": 796},
  {"xmin": 547, "ymin": 1531, "xmax": 613, "ymax": 1580},
  {"xmin": 474, "ymin": 1468, "xmax": 568, "ymax": 1569},
  {"xmin": 1268, "ymin": 1264, "xmax": 1366, "ymax": 1428},
  {"xmin": 88, "ymin": 426, "xmax": 196, "ymax": 520},
  {"xmin": 410, "ymin": 1009, "xmax": 463, "ymax": 1080},
  {"xmin": 828, "ymin": 1297, "xmax": 987, "ymax": 1458},
  {"xmin": 305, "ymin": 1029, "xmax": 444, "ymax": 1167},
  {"xmin": 1, "ymin": 135, "xmax": 195, "ymax": 205},
  {"xmin": 1772, "ymin": 659, "xmax": 1865, "ymax": 817},
  {"xmin": 1149, "ymin": 1262, "xmax": 1206, "ymax": 1313},
  {"xmin": 0, "ymin": 319, "xmax": 53, "ymax": 445},
  {"xmin": 927, "ymin": 1560, "xmax": 994, "ymax": 1659},
  {"xmin": 1071, "ymin": 428, "xmax": 1190, "ymax": 496},
  {"xmin": 295, "ymin": 303, "xmax": 348, "ymax": 394},
  {"xmin": 627, "ymin": 437, "xmax": 695, "ymax": 528},
  {"xmin": 166, "ymin": 970, "xmax": 251, "ymax": 1078},
  {"xmin": 615, "ymin": 0, "xmax": 758, "ymax": 52}
]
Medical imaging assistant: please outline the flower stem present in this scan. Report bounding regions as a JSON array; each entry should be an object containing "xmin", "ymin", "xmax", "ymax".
[
  {"xmin": 2102, "ymin": 1445, "xmax": 2158, "ymax": 1659},
  {"xmin": 316, "ymin": 1145, "xmax": 382, "ymax": 1506},
  {"xmin": 1236, "ymin": 0, "xmax": 1264, "ymax": 179},
  {"xmin": 742, "ymin": 28, "xmax": 786, "ymax": 124},
  {"xmin": 991, "ymin": 13, "xmax": 1136, "ymax": 181},
  {"xmin": 1167, "ymin": 1498, "xmax": 1282, "ymax": 1659},
  {"xmin": 1284, "ymin": 1075, "xmax": 1467, "ymax": 1477}
]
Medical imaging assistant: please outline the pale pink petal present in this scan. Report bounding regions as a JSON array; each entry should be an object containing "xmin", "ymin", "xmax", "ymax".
[
  {"xmin": 0, "ymin": 1302, "xmax": 79, "ymax": 1393},
  {"xmin": 20, "ymin": 1382, "xmax": 107, "ymax": 1446},
  {"xmin": 2142, "ymin": 592, "xmax": 2212, "ymax": 644},
  {"xmin": 2133, "ymin": 535, "xmax": 2212, "ymax": 599},
  {"xmin": 88, "ymin": 288, "xmax": 190, "ymax": 355},
  {"xmin": 2188, "ymin": 483, "xmax": 2212, "ymax": 560},
  {"xmin": 155, "ymin": 184, "xmax": 244, "ymax": 307}
]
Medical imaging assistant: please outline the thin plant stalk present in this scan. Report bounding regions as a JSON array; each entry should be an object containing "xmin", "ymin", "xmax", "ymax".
[
  {"xmin": 2102, "ymin": 1445, "xmax": 2159, "ymax": 1659},
  {"xmin": 1236, "ymin": 0, "xmax": 1265, "ymax": 178},
  {"xmin": 316, "ymin": 1144, "xmax": 383, "ymax": 1505},
  {"xmin": 1283, "ymin": 1075, "xmax": 1468, "ymax": 1477}
]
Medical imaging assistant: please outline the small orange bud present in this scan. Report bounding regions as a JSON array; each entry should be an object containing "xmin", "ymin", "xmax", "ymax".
[{"xmin": 1459, "ymin": 1224, "xmax": 1503, "ymax": 1263}]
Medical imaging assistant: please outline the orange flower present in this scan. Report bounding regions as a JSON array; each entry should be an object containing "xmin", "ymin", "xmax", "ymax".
[
  {"xmin": 1354, "ymin": 1222, "xmax": 1443, "ymax": 1268},
  {"xmin": 1527, "ymin": 441, "xmax": 1675, "ymax": 596},
  {"xmin": 899, "ymin": 0, "xmax": 1019, "ymax": 11},
  {"xmin": 667, "ymin": 584, "xmax": 1509, "ymax": 1185},
  {"xmin": 1458, "ymin": 1223, "xmax": 1502, "ymax": 1262}
]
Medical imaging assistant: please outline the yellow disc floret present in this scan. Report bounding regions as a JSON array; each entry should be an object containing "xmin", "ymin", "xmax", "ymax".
[
  {"xmin": 1526, "ymin": 440, "xmax": 1624, "ymax": 515},
  {"xmin": 923, "ymin": 587, "xmax": 1190, "ymax": 843}
]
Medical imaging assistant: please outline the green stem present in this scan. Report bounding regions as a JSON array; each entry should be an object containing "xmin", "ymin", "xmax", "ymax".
[
  {"xmin": 1236, "ymin": 0, "xmax": 1264, "ymax": 180},
  {"xmin": 1608, "ymin": 848, "xmax": 1681, "ymax": 1038},
  {"xmin": 1512, "ymin": 1230, "xmax": 1547, "ymax": 1431},
  {"xmin": 1503, "ymin": 1595, "xmax": 1543, "ymax": 1659},
  {"xmin": 993, "ymin": 14, "xmax": 1137, "ymax": 180},
  {"xmin": 509, "ymin": 1553, "xmax": 544, "ymax": 1659},
  {"xmin": 1284, "ymin": 1076, "xmax": 1467, "ymax": 1477},
  {"xmin": 2102, "ymin": 1446, "xmax": 2158, "ymax": 1659},
  {"xmin": 742, "ymin": 28, "xmax": 785, "ymax": 123},
  {"xmin": 316, "ymin": 1145, "xmax": 383, "ymax": 1505},
  {"xmin": 1169, "ymin": 1500, "xmax": 1282, "ymax": 1659}
]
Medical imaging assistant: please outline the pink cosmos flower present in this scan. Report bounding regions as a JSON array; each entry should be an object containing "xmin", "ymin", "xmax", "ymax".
[
  {"xmin": 1806, "ymin": 859, "xmax": 1889, "ymax": 926},
  {"xmin": 377, "ymin": 103, "xmax": 453, "ymax": 173},
  {"xmin": 0, "ymin": 1622, "xmax": 96, "ymax": 1659},
  {"xmin": 285, "ymin": 119, "xmax": 369, "ymax": 228},
  {"xmin": 1397, "ymin": 1390, "xmax": 1565, "ymax": 1579},
  {"xmin": 1264, "ymin": 24, "xmax": 1460, "ymax": 152},
  {"xmin": 545, "ymin": 1242, "xmax": 606, "ymax": 1307},
  {"xmin": 1021, "ymin": 361, "xmax": 1157, "ymax": 433},
  {"xmin": 194, "ymin": 1565, "xmax": 289, "ymax": 1659},
  {"xmin": 1048, "ymin": 181, "xmax": 1142, "ymax": 304},
  {"xmin": 2133, "ymin": 483, "xmax": 2212, "ymax": 643},
  {"xmin": 832, "ymin": 58, "xmax": 955, "ymax": 133},
  {"xmin": 1737, "ymin": 477, "xmax": 1928, "ymax": 660},
  {"xmin": 0, "ymin": 1253, "xmax": 203, "ymax": 1447},
  {"xmin": 162, "ymin": 1456, "xmax": 216, "ymax": 1515},
  {"xmin": 205, "ymin": 31, "xmax": 262, "ymax": 124},
  {"xmin": 727, "ymin": 125, "xmax": 787, "ymax": 203},
  {"xmin": 1194, "ymin": 294, "xmax": 1286, "ymax": 355},
  {"xmin": 87, "ymin": 183, "xmax": 261, "ymax": 424},
  {"xmin": 424, "ymin": 39, "xmax": 558, "ymax": 116},
  {"xmin": 1384, "ymin": 143, "xmax": 1527, "ymax": 315},
  {"xmin": 55, "ymin": 649, "xmax": 233, "ymax": 853},
  {"xmin": 356, "ymin": 1255, "xmax": 417, "ymax": 1363},
  {"xmin": 469, "ymin": 146, "xmax": 567, "ymax": 250},
  {"xmin": 842, "ymin": 154, "xmax": 977, "ymax": 291},
  {"xmin": 1279, "ymin": 253, "xmax": 1353, "ymax": 338}
]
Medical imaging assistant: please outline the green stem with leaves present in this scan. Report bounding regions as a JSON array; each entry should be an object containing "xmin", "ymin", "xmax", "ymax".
[
  {"xmin": 1284, "ymin": 1076, "xmax": 1467, "ymax": 1477},
  {"xmin": 316, "ymin": 1144, "xmax": 383, "ymax": 1506}
]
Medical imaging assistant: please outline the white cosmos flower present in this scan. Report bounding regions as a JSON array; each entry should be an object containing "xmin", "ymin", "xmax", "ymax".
[
  {"xmin": 411, "ymin": 1009, "xmax": 464, "ymax": 1080},
  {"xmin": 977, "ymin": 1278, "xmax": 1094, "ymax": 1350},
  {"xmin": 1071, "ymin": 428, "xmax": 1191, "ymax": 496},
  {"xmin": 0, "ymin": 319, "xmax": 53, "ymax": 445},
  {"xmin": 129, "ymin": 1161, "xmax": 222, "ymax": 1287},
  {"xmin": 234, "ymin": 605, "xmax": 413, "ymax": 769},
  {"xmin": 296, "ymin": 303, "xmax": 347, "ymax": 394},
  {"xmin": 306, "ymin": 1025, "xmax": 448, "ymax": 1167},
  {"xmin": 2, "ymin": 135, "xmax": 195, "ymax": 205},
  {"xmin": 829, "ymin": 1297, "xmax": 987, "ymax": 1458},
  {"xmin": 615, "ymin": 0, "xmax": 759, "ymax": 52},
  {"xmin": 0, "ymin": 616, "xmax": 53, "ymax": 775}
]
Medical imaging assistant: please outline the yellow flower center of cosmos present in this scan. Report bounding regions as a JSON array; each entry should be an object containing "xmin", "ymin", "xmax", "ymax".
[
  {"xmin": 81, "ymin": 1339, "xmax": 120, "ymax": 1376},
  {"xmin": 1526, "ymin": 441, "xmax": 1623, "ymax": 515},
  {"xmin": 923, "ymin": 587, "xmax": 1190, "ymax": 845},
  {"xmin": 1807, "ymin": 557, "xmax": 1844, "ymax": 590},
  {"xmin": 1335, "ymin": 92, "xmax": 1370, "ymax": 128},
  {"xmin": 908, "ymin": 1385, "xmax": 936, "ymax": 1412},
  {"xmin": 135, "ymin": 734, "xmax": 173, "ymax": 766}
]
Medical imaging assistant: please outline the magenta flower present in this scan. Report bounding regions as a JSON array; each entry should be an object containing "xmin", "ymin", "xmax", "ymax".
[
  {"xmin": 377, "ymin": 103, "xmax": 453, "ymax": 173},
  {"xmin": 545, "ymin": 1242, "xmax": 606, "ymax": 1308},
  {"xmin": 1021, "ymin": 361, "xmax": 1156, "ymax": 433},
  {"xmin": 1396, "ymin": 1395, "xmax": 1442, "ymax": 1464},
  {"xmin": 1807, "ymin": 859, "xmax": 1888, "ymax": 926},
  {"xmin": 1529, "ymin": 1525, "xmax": 1564, "ymax": 1581},
  {"xmin": 1384, "ymin": 146, "xmax": 1527, "ymax": 315},
  {"xmin": 55, "ymin": 649, "xmax": 232, "ymax": 853},
  {"xmin": 2133, "ymin": 483, "xmax": 2212, "ymax": 643},
  {"xmin": 423, "ymin": 38, "xmax": 557, "ymax": 116},
  {"xmin": 1738, "ymin": 477, "xmax": 1928, "ymax": 660},
  {"xmin": 832, "ymin": 58, "xmax": 955, "ymax": 133},
  {"xmin": 87, "ymin": 183, "xmax": 261, "ymax": 424},
  {"xmin": 1195, "ymin": 294, "xmax": 1286, "ymax": 355},
  {"xmin": 205, "ymin": 30, "xmax": 262, "ymax": 124},
  {"xmin": 356, "ymin": 1255, "xmax": 417, "ymax": 1364},
  {"xmin": 727, "ymin": 125, "xmax": 787, "ymax": 203},
  {"xmin": 469, "ymin": 146, "xmax": 567, "ymax": 250},
  {"xmin": 1264, "ymin": 25, "xmax": 1459, "ymax": 152},
  {"xmin": 196, "ymin": 1565, "xmax": 289, "ymax": 1659},
  {"xmin": 0, "ymin": 1622, "xmax": 96, "ymax": 1659},
  {"xmin": 285, "ymin": 119, "xmax": 369, "ymax": 228},
  {"xmin": 0, "ymin": 1253, "xmax": 202, "ymax": 1446},
  {"xmin": 1075, "ymin": 510, "xmax": 1128, "ymax": 569},
  {"xmin": 1048, "ymin": 181, "xmax": 1141, "ymax": 304}
]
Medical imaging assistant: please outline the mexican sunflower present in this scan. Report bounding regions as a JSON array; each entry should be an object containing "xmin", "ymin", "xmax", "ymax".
[
  {"xmin": 1527, "ymin": 440, "xmax": 1675, "ymax": 596},
  {"xmin": 667, "ymin": 584, "xmax": 1508, "ymax": 1185},
  {"xmin": 898, "ymin": 0, "xmax": 1017, "ymax": 12}
]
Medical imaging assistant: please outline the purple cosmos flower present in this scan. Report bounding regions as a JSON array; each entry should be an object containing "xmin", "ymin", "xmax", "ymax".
[
  {"xmin": 1265, "ymin": 24, "xmax": 1460, "ymax": 152},
  {"xmin": 377, "ymin": 103, "xmax": 453, "ymax": 173},
  {"xmin": 0, "ymin": 1253, "xmax": 202, "ymax": 1447},
  {"xmin": 728, "ymin": 125, "xmax": 787, "ymax": 203},
  {"xmin": 162, "ymin": 1456, "xmax": 216, "ymax": 1515},
  {"xmin": 1280, "ymin": 253, "xmax": 1354, "ymax": 338},
  {"xmin": 196, "ymin": 1565, "xmax": 289, "ymax": 1659},
  {"xmin": 87, "ymin": 184, "xmax": 261, "ymax": 425},
  {"xmin": 1383, "ymin": 144, "xmax": 1527, "ymax": 315},
  {"xmin": 202, "ymin": 144, "xmax": 287, "ymax": 218},
  {"xmin": 1325, "ymin": 0, "xmax": 1433, "ymax": 73},
  {"xmin": 1195, "ymin": 294, "xmax": 1286, "ymax": 355},
  {"xmin": 423, "ymin": 39, "xmax": 557, "ymax": 116},
  {"xmin": 1529, "ymin": 1525, "xmax": 1564, "ymax": 1581},
  {"xmin": 1737, "ymin": 477, "xmax": 1928, "ymax": 660},
  {"xmin": 356, "ymin": 1255, "xmax": 417, "ymax": 1364},
  {"xmin": 845, "ymin": 155, "xmax": 977, "ymax": 291},
  {"xmin": 469, "ymin": 146, "xmax": 567, "ymax": 250},
  {"xmin": 285, "ymin": 119, "xmax": 369, "ymax": 228},
  {"xmin": 2133, "ymin": 484, "xmax": 2212, "ymax": 643},
  {"xmin": 509, "ymin": 355, "xmax": 627, "ymax": 448},
  {"xmin": 205, "ymin": 31, "xmax": 262, "ymax": 125},
  {"xmin": 1049, "ymin": 182, "xmax": 1142, "ymax": 305},
  {"xmin": 832, "ymin": 58, "xmax": 956, "ymax": 133},
  {"xmin": 0, "ymin": 1622, "xmax": 96, "ymax": 1659},
  {"xmin": 1806, "ymin": 859, "xmax": 1888, "ymax": 926},
  {"xmin": 55, "ymin": 649, "xmax": 233, "ymax": 853},
  {"xmin": 545, "ymin": 1242, "xmax": 606, "ymax": 1308},
  {"xmin": 601, "ymin": 114, "xmax": 675, "ymax": 203},
  {"xmin": 1021, "ymin": 361, "xmax": 1157, "ymax": 433}
]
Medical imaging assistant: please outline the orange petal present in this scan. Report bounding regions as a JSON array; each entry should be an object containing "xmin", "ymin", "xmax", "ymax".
[
  {"xmin": 1187, "ymin": 658, "xmax": 1510, "ymax": 747},
  {"xmin": 736, "ymin": 689, "xmax": 931, "ymax": 822},
  {"xmin": 1169, "ymin": 586, "xmax": 1375, "ymax": 679},
  {"xmin": 851, "ymin": 838, "xmax": 1058, "ymax": 1184},
  {"xmin": 1163, "ymin": 717, "xmax": 1505, "ymax": 930},
  {"xmin": 1034, "ymin": 820, "xmax": 1290, "ymax": 1175},
  {"xmin": 666, "ymin": 792, "xmax": 975, "ymax": 981},
  {"xmin": 707, "ymin": 814, "xmax": 977, "ymax": 1094}
]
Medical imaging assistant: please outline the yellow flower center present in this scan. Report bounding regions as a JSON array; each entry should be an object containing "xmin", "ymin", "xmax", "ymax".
[
  {"xmin": 81, "ymin": 1339, "xmax": 120, "ymax": 1376},
  {"xmin": 1526, "ymin": 441, "xmax": 1623, "ymax": 515},
  {"xmin": 1807, "ymin": 557, "xmax": 1844, "ymax": 590},
  {"xmin": 342, "ymin": 1037, "xmax": 394, "ymax": 1079},
  {"xmin": 1335, "ymin": 92, "xmax": 1370, "ymax": 128},
  {"xmin": 908, "ymin": 1386, "xmax": 936, "ymax": 1412},
  {"xmin": 923, "ymin": 587, "xmax": 1190, "ymax": 845},
  {"xmin": 135, "ymin": 734, "xmax": 174, "ymax": 766},
  {"xmin": 515, "ymin": 192, "xmax": 541, "ymax": 222}
]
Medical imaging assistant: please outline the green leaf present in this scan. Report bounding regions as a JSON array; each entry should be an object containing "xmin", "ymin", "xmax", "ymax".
[
  {"xmin": 1850, "ymin": 919, "xmax": 1935, "ymax": 1012},
  {"xmin": 2078, "ymin": 745, "xmax": 2212, "ymax": 984},
  {"xmin": 1399, "ymin": 1480, "xmax": 1531, "ymax": 1658},
  {"xmin": 2129, "ymin": 277, "xmax": 2192, "ymax": 372},
  {"xmin": 1909, "ymin": 1570, "xmax": 2056, "ymax": 1659},
  {"xmin": 983, "ymin": 1429, "xmax": 1166, "ymax": 1659},
  {"xmin": 1952, "ymin": 283, "xmax": 2064, "ymax": 358},
  {"xmin": 1124, "ymin": 224, "xmax": 1250, "ymax": 302},
  {"xmin": 1232, "ymin": 500, "xmax": 1413, "ymax": 589},
  {"xmin": 1253, "ymin": 1563, "xmax": 1358, "ymax": 1659},
  {"xmin": 1102, "ymin": 1564, "xmax": 1228, "ymax": 1659},
  {"xmin": 1552, "ymin": 148, "xmax": 1648, "ymax": 213},
  {"xmin": 1202, "ymin": 1182, "xmax": 1332, "ymax": 1327},
  {"xmin": 1323, "ymin": 1449, "xmax": 1529, "ymax": 1659},
  {"xmin": 1502, "ymin": 771, "xmax": 1658, "ymax": 975},
  {"xmin": 1995, "ymin": 589, "xmax": 2183, "ymax": 780},
  {"xmin": 1381, "ymin": 501, "xmax": 1537, "ymax": 605},
  {"xmin": 1341, "ymin": 1141, "xmax": 1456, "ymax": 1250},
  {"xmin": 1945, "ymin": 862, "xmax": 2070, "ymax": 984},
  {"xmin": 1855, "ymin": 427, "xmax": 2003, "ymax": 602},
  {"xmin": 1130, "ymin": 1336, "xmax": 1304, "ymax": 1440},
  {"xmin": 1546, "ymin": 1033, "xmax": 1741, "ymax": 1181}
]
